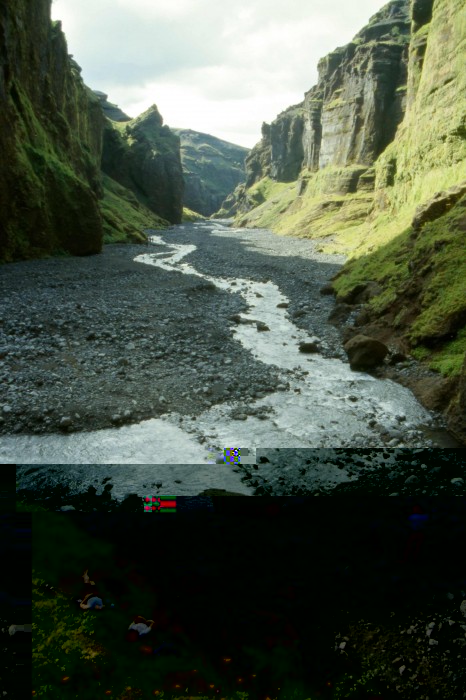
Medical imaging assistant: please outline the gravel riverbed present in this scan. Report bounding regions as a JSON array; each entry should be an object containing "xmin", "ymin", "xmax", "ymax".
[
  {"xmin": 0, "ymin": 221, "xmax": 458, "ymax": 455},
  {"xmin": 0, "ymin": 232, "xmax": 284, "ymax": 436}
]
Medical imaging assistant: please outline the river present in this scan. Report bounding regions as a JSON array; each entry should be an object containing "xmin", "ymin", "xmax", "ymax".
[{"xmin": 0, "ymin": 221, "xmax": 456, "ymax": 464}]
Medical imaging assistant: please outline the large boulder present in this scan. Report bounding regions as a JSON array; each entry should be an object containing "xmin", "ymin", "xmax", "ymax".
[{"xmin": 344, "ymin": 334, "xmax": 389, "ymax": 369}]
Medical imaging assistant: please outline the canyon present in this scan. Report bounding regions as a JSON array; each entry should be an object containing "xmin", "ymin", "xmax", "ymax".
[{"xmin": 221, "ymin": 0, "xmax": 466, "ymax": 443}]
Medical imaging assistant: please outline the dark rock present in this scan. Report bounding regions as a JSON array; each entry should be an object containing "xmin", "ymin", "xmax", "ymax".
[
  {"xmin": 319, "ymin": 284, "xmax": 335, "ymax": 296},
  {"xmin": 102, "ymin": 105, "xmax": 184, "ymax": 224},
  {"xmin": 256, "ymin": 322, "xmax": 270, "ymax": 331},
  {"xmin": 93, "ymin": 91, "xmax": 131, "ymax": 122},
  {"xmin": 299, "ymin": 340, "xmax": 321, "ymax": 353},
  {"xmin": 388, "ymin": 351, "xmax": 407, "ymax": 365},
  {"xmin": 244, "ymin": 122, "xmax": 273, "ymax": 188},
  {"xmin": 343, "ymin": 334, "xmax": 389, "ymax": 369},
  {"xmin": 337, "ymin": 281, "xmax": 383, "ymax": 305},
  {"xmin": 269, "ymin": 106, "xmax": 305, "ymax": 182},
  {"xmin": 328, "ymin": 303, "xmax": 354, "ymax": 325}
]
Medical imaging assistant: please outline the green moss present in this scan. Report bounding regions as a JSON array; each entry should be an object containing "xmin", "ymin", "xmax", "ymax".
[
  {"xmin": 334, "ymin": 193, "xmax": 466, "ymax": 379},
  {"xmin": 428, "ymin": 328, "xmax": 466, "ymax": 375},
  {"xmin": 100, "ymin": 174, "xmax": 169, "ymax": 244},
  {"xmin": 334, "ymin": 226, "xmax": 411, "ymax": 300},
  {"xmin": 182, "ymin": 207, "xmax": 206, "ymax": 222},
  {"xmin": 234, "ymin": 168, "xmax": 375, "ymax": 254}
]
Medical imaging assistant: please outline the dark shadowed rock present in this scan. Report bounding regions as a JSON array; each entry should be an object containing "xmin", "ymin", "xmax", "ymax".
[
  {"xmin": 344, "ymin": 334, "xmax": 389, "ymax": 369},
  {"xmin": 102, "ymin": 105, "xmax": 184, "ymax": 224},
  {"xmin": 319, "ymin": 284, "xmax": 335, "ymax": 296},
  {"xmin": 328, "ymin": 303, "xmax": 354, "ymax": 325},
  {"xmin": 93, "ymin": 90, "xmax": 131, "ymax": 122},
  {"xmin": 299, "ymin": 339, "xmax": 321, "ymax": 353}
]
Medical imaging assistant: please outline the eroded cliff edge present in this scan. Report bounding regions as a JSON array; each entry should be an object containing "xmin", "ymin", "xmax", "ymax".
[{"xmin": 224, "ymin": 0, "xmax": 466, "ymax": 442}]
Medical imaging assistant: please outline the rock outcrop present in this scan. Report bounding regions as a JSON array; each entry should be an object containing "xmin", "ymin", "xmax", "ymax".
[
  {"xmin": 93, "ymin": 91, "xmax": 131, "ymax": 122},
  {"xmin": 102, "ymin": 105, "xmax": 184, "ymax": 224},
  {"xmin": 0, "ymin": 0, "xmax": 104, "ymax": 261},
  {"xmin": 411, "ymin": 182, "xmax": 466, "ymax": 232},
  {"xmin": 172, "ymin": 129, "xmax": 248, "ymax": 217},
  {"xmin": 305, "ymin": 0, "xmax": 409, "ymax": 171}
]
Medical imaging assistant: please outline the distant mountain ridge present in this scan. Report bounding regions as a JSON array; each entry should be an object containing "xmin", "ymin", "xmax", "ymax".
[{"xmin": 172, "ymin": 129, "xmax": 249, "ymax": 217}]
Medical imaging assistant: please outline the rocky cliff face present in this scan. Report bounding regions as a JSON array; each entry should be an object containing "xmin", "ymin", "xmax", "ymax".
[
  {"xmin": 241, "ymin": 0, "xmax": 409, "ymax": 193},
  {"xmin": 102, "ymin": 105, "xmax": 184, "ymax": 224},
  {"xmin": 172, "ymin": 129, "xmax": 248, "ymax": 217},
  {"xmin": 0, "ymin": 0, "xmax": 104, "ymax": 261},
  {"xmin": 305, "ymin": 0, "xmax": 409, "ymax": 171}
]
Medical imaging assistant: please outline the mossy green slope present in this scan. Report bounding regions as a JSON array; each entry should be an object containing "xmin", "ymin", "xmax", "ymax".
[
  {"xmin": 0, "ymin": 2, "xmax": 104, "ymax": 262},
  {"xmin": 100, "ymin": 175, "xmax": 170, "ymax": 244}
]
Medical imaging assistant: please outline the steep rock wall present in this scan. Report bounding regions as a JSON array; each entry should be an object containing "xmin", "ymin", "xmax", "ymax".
[
  {"xmin": 102, "ymin": 105, "xmax": 184, "ymax": 224},
  {"xmin": 0, "ymin": 0, "xmax": 104, "ymax": 261},
  {"xmin": 374, "ymin": 0, "xmax": 466, "ymax": 213},
  {"xmin": 93, "ymin": 91, "xmax": 131, "ymax": 122},
  {"xmin": 245, "ymin": 122, "xmax": 272, "ymax": 188},
  {"xmin": 173, "ymin": 129, "xmax": 248, "ymax": 217}
]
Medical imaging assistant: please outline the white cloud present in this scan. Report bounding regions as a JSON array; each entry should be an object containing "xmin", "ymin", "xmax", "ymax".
[{"xmin": 52, "ymin": 0, "xmax": 389, "ymax": 148}]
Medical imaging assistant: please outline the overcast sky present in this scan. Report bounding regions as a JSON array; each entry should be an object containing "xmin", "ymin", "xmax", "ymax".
[{"xmin": 52, "ymin": 0, "xmax": 388, "ymax": 149}]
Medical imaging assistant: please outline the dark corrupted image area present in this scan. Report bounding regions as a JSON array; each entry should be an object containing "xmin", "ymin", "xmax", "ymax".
[
  {"xmin": 15, "ymin": 451, "xmax": 466, "ymax": 510},
  {"xmin": 32, "ymin": 497, "xmax": 466, "ymax": 700},
  {"xmin": 0, "ymin": 472, "xmax": 32, "ymax": 700}
]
